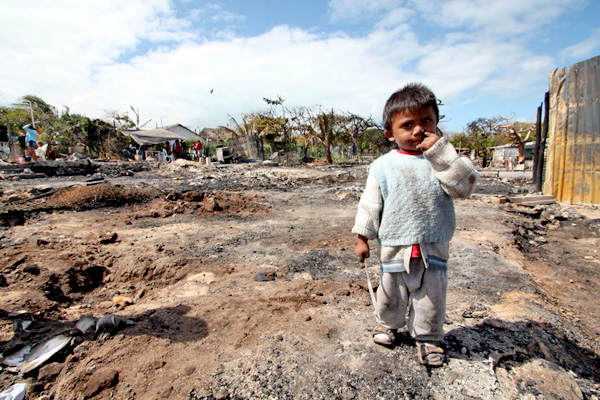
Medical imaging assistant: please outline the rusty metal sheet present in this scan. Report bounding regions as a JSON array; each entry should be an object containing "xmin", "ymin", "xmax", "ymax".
[{"xmin": 544, "ymin": 55, "xmax": 600, "ymax": 205}]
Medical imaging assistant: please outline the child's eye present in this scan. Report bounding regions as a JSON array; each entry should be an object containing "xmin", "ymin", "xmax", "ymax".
[
  {"xmin": 423, "ymin": 118, "xmax": 432, "ymax": 123},
  {"xmin": 403, "ymin": 122, "xmax": 412, "ymax": 128}
]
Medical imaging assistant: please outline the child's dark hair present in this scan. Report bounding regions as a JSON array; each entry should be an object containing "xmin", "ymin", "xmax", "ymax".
[{"xmin": 383, "ymin": 83, "xmax": 440, "ymax": 132}]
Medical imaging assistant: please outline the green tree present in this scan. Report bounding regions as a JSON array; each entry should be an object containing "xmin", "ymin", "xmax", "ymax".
[
  {"xmin": 357, "ymin": 127, "xmax": 390, "ymax": 156},
  {"xmin": 463, "ymin": 117, "xmax": 503, "ymax": 167},
  {"xmin": 452, "ymin": 115, "xmax": 536, "ymax": 167},
  {"xmin": 220, "ymin": 113, "xmax": 274, "ymax": 157},
  {"xmin": 13, "ymin": 94, "xmax": 58, "ymax": 125},
  {"xmin": 219, "ymin": 113, "xmax": 263, "ymax": 137},
  {"xmin": 4, "ymin": 95, "xmax": 132, "ymax": 158},
  {"xmin": 0, "ymin": 106, "xmax": 30, "ymax": 131},
  {"xmin": 314, "ymin": 109, "xmax": 351, "ymax": 164},
  {"xmin": 262, "ymin": 96, "xmax": 292, "ymax": 151}
]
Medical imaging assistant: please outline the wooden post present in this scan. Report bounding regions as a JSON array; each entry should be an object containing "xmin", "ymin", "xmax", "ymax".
[
  {"xmin": 538, "ymin": 92, "xmax": 550, "ymax": 192},
  {"xmin": 533, "ymin": 102, "xmax": 543, "ymax": 190},
  {"xmin": 28, "ymin": 101, "xmax": 35, "ymax": 127}
]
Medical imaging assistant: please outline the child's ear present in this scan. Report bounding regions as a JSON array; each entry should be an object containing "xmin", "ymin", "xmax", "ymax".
[{"xmin": 384, "ymin": 130, "xmax": 395, "ymax": 141}]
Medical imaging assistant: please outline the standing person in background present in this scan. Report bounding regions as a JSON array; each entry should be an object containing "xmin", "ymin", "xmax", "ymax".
[
  {"xmin": 129, "ymin": 145, "xmax": 136, "ymax": 160},
  {"xmin": 22, "ymin": 124, "xmax": 39, "ymax": 161},
  {"xmin": 137, "ymin": 145, "xmax": 146, "ymax": 161},
  {"xmin": 173, "ymin": 139, "xmax": 183, "ymax": 159},
  {"xmin": 194, "ymin": 140, "xmax": 203, "ymax": 161},
  {"xmin": 166, "ymin": 141, "xmax": 172, "ymax": 156}
]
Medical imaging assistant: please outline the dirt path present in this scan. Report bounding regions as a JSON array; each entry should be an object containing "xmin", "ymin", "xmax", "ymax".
[{"xmin": 0, "ymin": 162, "xmax": 599, "ymax": 399}]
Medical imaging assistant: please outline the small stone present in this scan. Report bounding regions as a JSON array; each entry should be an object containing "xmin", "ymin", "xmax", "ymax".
[
  {"xmin": 98, "ymin": 232, "xmax": 118, "ymax": 244},
  {"xmin": 83, "ymin": 369, "xmax": 119, "ymax": 398},
  {"xmin": 184, "ymin": 366, "xmax": 196, "ymax": 375},
  {"xmin": 214, "ymin": 387, "xmax": 229, "ymax": 400}
]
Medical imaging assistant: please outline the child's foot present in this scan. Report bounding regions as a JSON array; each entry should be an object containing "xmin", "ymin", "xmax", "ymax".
[
  {"xmin": 372, "ymin": 326, "xmax": 395, "ymax": 346},
  {"xmin": 417, "ymin": 341, "xmax": 444, "ymax": 367}
]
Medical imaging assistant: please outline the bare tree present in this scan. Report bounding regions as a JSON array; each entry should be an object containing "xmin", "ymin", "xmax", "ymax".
[
  {"xmin": 341, "ymin": 112, "xmax": 378, "ymax": 159},
  {"xmin": 497, "ymin": 113, "xmax": 533, "ymax": 163},
  {"xmin": 104, "ymin": 107, "xmax": 151, "ymax": 130},
  {"xmin": 129, "ymin": 106, "xmax": 152, "ymax": 130},
  {"xmin": 289, "ymin": 106, "xmax": 318, "ymax": 160}
]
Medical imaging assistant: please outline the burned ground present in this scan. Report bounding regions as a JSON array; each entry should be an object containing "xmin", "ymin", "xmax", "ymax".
[{"xmin": 0, "ymin": 160, "xmax": 599, "ymax": 400}]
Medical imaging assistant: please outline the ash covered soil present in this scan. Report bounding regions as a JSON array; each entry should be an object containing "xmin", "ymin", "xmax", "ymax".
[{"xmin": 0, "ymin": 159, "xmax": 599, "ymax": 400}]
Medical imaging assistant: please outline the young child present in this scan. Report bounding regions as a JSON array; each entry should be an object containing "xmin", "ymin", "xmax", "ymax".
[{"xmin": 352, "ymin": 83, "xmax": 478, "ymax": 367}]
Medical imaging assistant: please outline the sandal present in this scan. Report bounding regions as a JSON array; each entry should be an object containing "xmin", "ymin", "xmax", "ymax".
[
  {"xmin": 417, "ymin": 341, "xmax": 444, "ymax": 367},
  {"xmin": 372, "ymin": 326, "xmax": 395, "ymax": 346}
]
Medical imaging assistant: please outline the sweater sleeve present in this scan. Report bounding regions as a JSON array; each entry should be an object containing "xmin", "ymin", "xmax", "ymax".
[
  {"xmin": 351, "ymin": 174, "xmax": 382, "ymax": 240},
  {"xmin": 423, "ymin": 136, "xmax": 479, "ymax": 199}
]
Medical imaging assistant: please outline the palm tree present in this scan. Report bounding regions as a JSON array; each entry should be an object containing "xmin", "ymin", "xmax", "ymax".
[
  {"xmin": 14, "ymin": 95, "xmax": 58, "ymax": 127},
  {"xmin": 219, "ymin": 114, "xmax": 263, "ymax": 137},
  {"xmin": 219, "ymin": 114, "xmax": 274, "ymax": 158},
  {"xmin": 315, "ymin": 109, "xmax": 340, "ymax": 164}
]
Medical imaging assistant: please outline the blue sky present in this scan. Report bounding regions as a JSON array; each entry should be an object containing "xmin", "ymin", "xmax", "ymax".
[{"xmin": 1, "ymin": 0, "xmax": 599, "ymax": 133}]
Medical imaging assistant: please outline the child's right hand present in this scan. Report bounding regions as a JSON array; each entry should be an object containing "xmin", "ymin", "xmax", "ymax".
[{"xmin": 355, "ymin": 235, "xmax": 370, "ymax": 263}]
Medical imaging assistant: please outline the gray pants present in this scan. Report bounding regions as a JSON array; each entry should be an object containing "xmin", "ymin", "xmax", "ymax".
[{"xmin": 375, "ymin": 258, "xmax": 447, "ymax": 341}]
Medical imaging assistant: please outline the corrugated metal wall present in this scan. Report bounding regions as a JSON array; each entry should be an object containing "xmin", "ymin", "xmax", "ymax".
[{"xmin": 544, "ymin": 55, "xmax": 600, "ymax": 205}]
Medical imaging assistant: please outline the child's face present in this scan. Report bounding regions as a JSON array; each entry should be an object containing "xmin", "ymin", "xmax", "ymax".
[{"xmin": 385, "ymin": 105, "xmax": 438, "ymax": 152}]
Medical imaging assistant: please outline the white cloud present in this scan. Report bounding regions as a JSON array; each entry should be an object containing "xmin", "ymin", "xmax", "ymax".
[
  {"xmin": 328, "ymin": 0, "xmax": 398, "ymax": 22},
  {"xmin": 374, "ymin": 7, "xmax": 416, "ymax": 30},
  {"xmin": 559, "ymin": 28, "xmax": 600, "ymax": 60},
  {"xmin": 188, "ymin": 3, "xmax": 245, "ymax": 23},
  {"xmin": 0, "ymin": 0, "xmax": 588, "ymax": 132},
  {"xmin": 413, "ymin": 0, "xmax": 580, "ymax": 38},
  {"xmin": 0, "ymin": 0, "xmax": 195, "ymax": 97},
  {"xmin": 77, "ymin": 25, "xmax": 414, "ymax": 127}
]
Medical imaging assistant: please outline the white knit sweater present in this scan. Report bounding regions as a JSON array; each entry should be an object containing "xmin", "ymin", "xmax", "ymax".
[{"xmin": 352, "ymin": 137, "xmax": 478, "ymax": 270}]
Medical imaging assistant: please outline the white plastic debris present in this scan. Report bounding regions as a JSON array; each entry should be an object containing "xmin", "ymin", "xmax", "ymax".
[
  {"xmin": 18, "ymin": 335, "xmax": 70, "ymax": 374},
  {"xmin": 0, "ymin": 382, "xmax": 27, "ymax": 400},
  {"xmin": 75, "ymin": 316, "xmax": 98, "ymax": 335},
  {"xmin": 1, "ymin": 346, "xmax": 31, "ymax": 367}
]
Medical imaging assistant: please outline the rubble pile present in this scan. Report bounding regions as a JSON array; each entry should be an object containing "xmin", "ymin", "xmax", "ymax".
[
  {"xmin": 0, "ymin": 160, "xmax": 151, "ymax": 181},
  {"xmin": 504, "ymin": 203, "xmax": 587, "ymax": 251}
]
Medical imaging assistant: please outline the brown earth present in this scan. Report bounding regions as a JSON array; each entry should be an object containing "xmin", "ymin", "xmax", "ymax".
[{"xmin": 0, "ymin": 159, "xmax": 599, "ymax": 399}]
